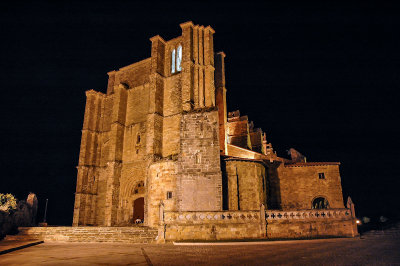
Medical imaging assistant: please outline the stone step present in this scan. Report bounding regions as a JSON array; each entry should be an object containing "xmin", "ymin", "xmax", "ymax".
[{"xmin": 15, "ymin": 226, "xmax": 159, "ymax": 243}]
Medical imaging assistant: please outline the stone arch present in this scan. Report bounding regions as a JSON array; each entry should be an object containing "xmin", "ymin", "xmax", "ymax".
[{"xmin": 311, "ymin": 196, "xmax": 330, "ymax": 209}]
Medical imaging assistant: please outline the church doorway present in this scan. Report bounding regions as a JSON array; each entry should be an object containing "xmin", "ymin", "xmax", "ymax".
[{"xmin": 133, "ymin": 197, "xmax": 144, "ymax": 223}]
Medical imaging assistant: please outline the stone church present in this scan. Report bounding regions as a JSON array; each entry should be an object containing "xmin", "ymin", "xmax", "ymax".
[{"xmin": 72, "ymin": 22, "xmax": 357, "ymax": 241}]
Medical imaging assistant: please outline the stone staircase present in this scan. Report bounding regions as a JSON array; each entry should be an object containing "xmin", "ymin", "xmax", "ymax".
[
  {"xmin": 362, "ymin": 223, "xmax": 400, "ymax": 239},
  {"xmin": 5, "ymin": 226, "xmax": 159, "ymax": 243}
]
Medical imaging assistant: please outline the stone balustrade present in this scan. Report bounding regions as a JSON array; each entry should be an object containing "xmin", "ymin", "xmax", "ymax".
[
  {"xmin": 265, "ymin": 208, "xmax": 351, "ymax": 221},
  {"xmin": 163, "ymin": 210, "xmax": 261, "ymax": 224}
]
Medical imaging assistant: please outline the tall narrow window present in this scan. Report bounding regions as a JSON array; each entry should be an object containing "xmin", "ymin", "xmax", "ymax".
[
  {"xmin": 195, "ymin": 152, "xmax": 201, "ymax": 164},
  {"xmin": 171, "ymin": 49, "xmax": 176, "ymax": 74},
  {"xmin": 167, "ymin": 191, "xmax": 173, "ymax": 199},
  {"xmin": 176, "ymin": 45, "xmax": 182, "ymax": 72},
  {"xmin": 171, "ymin": 45, "xmax": 182, "ymax": 74}
]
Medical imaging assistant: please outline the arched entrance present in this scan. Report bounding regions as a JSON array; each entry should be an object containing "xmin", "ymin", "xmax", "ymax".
[{"xmin": 133, "ymin": 197, "xmax": 144, "ymax": 223}]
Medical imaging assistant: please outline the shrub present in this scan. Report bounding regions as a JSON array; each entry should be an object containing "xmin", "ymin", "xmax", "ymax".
[{"xmin": 0, "ymin": 193, "xmax": 17, "ymax": 213}]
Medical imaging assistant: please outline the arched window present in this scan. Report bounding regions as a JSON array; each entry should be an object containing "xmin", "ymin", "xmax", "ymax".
[
  {"xmin": 171, "ymin": 49, "xmax": 176, "ymax": 74},
  {"xmin": 312, "ymin": 197, "xmax": 329, "ymax": 209},
  {"xmin": 195, "ymin": 152, "xmax": 201, "ymax": 164},
  {"xmin": 171, "ymin": 44, "xmax": 182, "ymax": 74},
  {"xmin": 176, "ymin": 45, "xmax": 182, "ymax": 72}
]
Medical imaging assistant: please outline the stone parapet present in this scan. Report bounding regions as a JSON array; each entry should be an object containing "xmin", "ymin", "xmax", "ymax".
[
  {"xmin": 265, "ymin": 208, "xmax": 351, "ymax": 221},
  {"xmin": 164, "ymin": 210, "xmax": 261, "ymax": 224},
  {"xmin": 160, "ymin": 210, "xmax": 265, "ymax": 241},
  {"xmin": 265, "ymin": 208, "xmax": 358, "ymax": 239}
]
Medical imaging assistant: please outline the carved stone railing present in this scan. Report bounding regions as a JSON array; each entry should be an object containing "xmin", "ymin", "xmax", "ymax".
[
  {"xmin": 265, "ymin": 208, "xmax": 352, "ymax": 221},
  {"xmin": 163, "ymin": 210, "xmax": 262, "ymax": 224}
]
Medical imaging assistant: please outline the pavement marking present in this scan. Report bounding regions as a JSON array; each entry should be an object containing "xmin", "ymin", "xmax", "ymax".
[{"xmin": 141, "ymin": 247, "xmax": 153, "ymax": 266}]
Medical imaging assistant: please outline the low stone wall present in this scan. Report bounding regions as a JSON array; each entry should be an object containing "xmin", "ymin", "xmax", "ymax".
[
  {"xmin": 265, "ymin": 209, "xmax": 358, "ymax": 238},
  {"xmin": 17, "ymin": 226, "xmax": 158, "ymax": 243},
  {"xmin": 17, "ymin": 209, "xmax": 357, "ymax": 243},
  {"xmin": 162, "ymin": 210, "xmax": 264, "ymax": 241},
  {"xmin": 160, "ymin": 208, "xmax": 357, "ymax": 241}
]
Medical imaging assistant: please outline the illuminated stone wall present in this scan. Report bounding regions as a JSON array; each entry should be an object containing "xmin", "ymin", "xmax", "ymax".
[
  {"xmin": 277, "ymin": 163, "xmax": 345, "ymax": 210},
  {"xmin": 177, "ymin": 109, "xmax": 222, "ymax": 211},
  {"xmin": 163, "ymin": 210, "xmax": 264, "ymax": 241},
  {"xmin": 73, "ymin": 22, "xmax": 219, "ymax": 227},
  {"xmin": 265, "ymin": 209, "xmax": 357, "ymax": 238},
  {"xmin": 224, "ymin": 160, "xmax": 266, "ymax": 211},
  {"xmin": 147, "ymin": 161, "xmax": 177, "ymax": 227}
]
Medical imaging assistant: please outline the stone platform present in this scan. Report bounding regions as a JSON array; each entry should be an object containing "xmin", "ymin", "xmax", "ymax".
[{"xmin": 13, "ymin": 226, "xmax": 158, "ymax": 243}]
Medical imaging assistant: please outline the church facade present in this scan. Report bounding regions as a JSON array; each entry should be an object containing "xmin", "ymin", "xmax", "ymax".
[{"xmin": 73, "ymin": 22, "xmax": 357, "ymax": 241}]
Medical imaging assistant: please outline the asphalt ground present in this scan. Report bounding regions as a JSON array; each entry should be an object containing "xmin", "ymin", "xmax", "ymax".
[{"xmin": 0, "ymin": 235, "xmax": 399, "ymax": 265}]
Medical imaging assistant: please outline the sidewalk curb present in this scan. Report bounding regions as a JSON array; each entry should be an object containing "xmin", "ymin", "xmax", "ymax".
[
  {"xmin": 0, "ymin": 241, "xmax": 44, "ymax": 255},
  {"xmin": 173, "ymin": 237, "xmax": 355, "ymax": 246}
]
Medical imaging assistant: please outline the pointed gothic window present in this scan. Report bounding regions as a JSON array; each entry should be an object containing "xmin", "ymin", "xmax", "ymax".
[
  {"xmin": 176, "ymin": 45, "xmax": 182, "ymax": 72},
  {"xmin": 171, "ymin": 44, "xmax": 182, "ymax": 74},
  {"xmin": 171, "ymin": 49, "xmax": 176, "ymax": 74}
]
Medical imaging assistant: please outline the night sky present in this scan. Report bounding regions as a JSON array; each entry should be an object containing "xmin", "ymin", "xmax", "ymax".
[{"xmin": 1, "ymin": 1, "xmax": 399, "ymax": 225}]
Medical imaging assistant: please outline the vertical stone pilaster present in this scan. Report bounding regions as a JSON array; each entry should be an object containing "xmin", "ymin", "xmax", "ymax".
[
  {"xmin": 146, "ymin": 113, "xmax": 163, "ymax": 157},
  {"xmin": 74, "ymin": 90, "xmax": 105, "ymax": 226},
  {"xmin": 198, "ymin": 26, "xmax": 204, "ymax": 65},
  {"xmin": 205, "ymin": 26, "xmax": 215, "ymax": 107},
  {"xmin": 227, "ymin": 164, "xmax": 239, "ymax": 210},
  {"xmin": 103, "ymin": 84, "xmax": 127, "ymax": 226},
  {"xmin": 150, "ymin": 35, "xmax": 166, "ymax": 77},
  {"xmin": 107, "ymin": 71, "xmax": 116, "ymax": 95},
  {"xmin": 188, "ymin": 24, "xmax": 216, "ymax": 109},
  {"xmin": 148, "ymin": 36, "xmax": 165, "ymax": 158},
  {"xmin": 180, "ymin": 21, "xmax": 194, "ymax": 111},
  {"xmin": 215, "ymin": 52, "xmax": 227, "ymax": 154}
]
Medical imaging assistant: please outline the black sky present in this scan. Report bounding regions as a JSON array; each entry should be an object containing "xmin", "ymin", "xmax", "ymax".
[{"xmin": 0, "ymin": 1, "xmax": 399, "ymax": 225}]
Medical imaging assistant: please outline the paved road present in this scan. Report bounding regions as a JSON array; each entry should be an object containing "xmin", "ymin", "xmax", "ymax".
[{"xmin": 1, "ymin": 236, "xmax": 399, "ymax": 265}]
